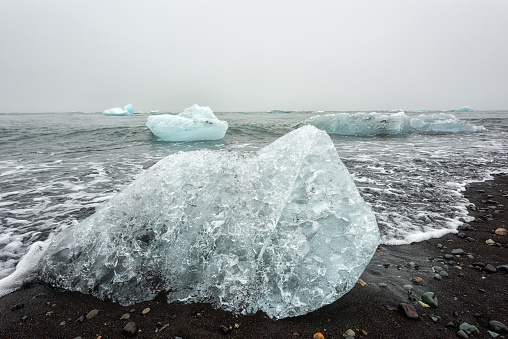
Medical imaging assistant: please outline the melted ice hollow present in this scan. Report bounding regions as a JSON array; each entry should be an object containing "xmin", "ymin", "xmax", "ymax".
[{"xmin": 40, "ymin": 125, "xmax": 379, "ymax": 319}]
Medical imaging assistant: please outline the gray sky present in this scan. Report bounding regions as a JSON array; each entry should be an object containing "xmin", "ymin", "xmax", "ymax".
[{"xmin": 1, "ymin": 0, "xmax": 507, "ymax": 113}]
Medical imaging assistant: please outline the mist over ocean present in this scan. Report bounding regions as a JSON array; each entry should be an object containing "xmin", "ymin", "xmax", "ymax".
[{"xmin": 0, "ymin": 109, "xmax": 507, "ymax": 285}]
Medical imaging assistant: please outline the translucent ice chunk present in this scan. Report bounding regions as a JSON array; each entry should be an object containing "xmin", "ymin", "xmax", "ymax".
[
  {"xmin": 456, "ymin": 106, "xmax": 473, "ymax": 112},
  {"xmin": 304, "ymin": 112, "xmax": 412, "ymax": 135},
  {"xmin": 103, "ymin": 104, "xmax": 134, "ymax": 116},
  {"xmin": 40, "ymin": 125, "xmax": 379, "ymax": 319},
  {"xmin": 146, "ymin": 104, "xmax": 228, "ymax": 141},
  {"xmin": 410, "ymin": 113, "xmax": 486, "ymax": 132}
]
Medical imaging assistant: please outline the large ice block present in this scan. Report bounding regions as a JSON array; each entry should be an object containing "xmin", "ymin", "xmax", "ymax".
[
  {"xmin": 410, "ymin": 113, "xmax": 486, "ymax": 132},
  {"xmin": 40, "ymin": 125, "xmax": 379, "ymax": 319},
  {"xmin": 146, "ymin": 105, "xmax": 228, "ymax": 141},
  {"xmin": 304, "ymin": 112, "xmax": 412, "ymax": 135}
]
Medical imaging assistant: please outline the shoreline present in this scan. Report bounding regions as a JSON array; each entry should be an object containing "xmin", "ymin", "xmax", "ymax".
[{"xmin": 0, "ymin": 174, "xmax": 506, "ymax": 338}]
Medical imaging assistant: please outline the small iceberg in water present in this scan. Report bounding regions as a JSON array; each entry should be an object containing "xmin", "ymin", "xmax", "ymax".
[
  {"xmin": 146, "ymin": 104, "xmax": 228, "ymax": 141},
  {"xmin": 304, "ymin": 112, "xmax": 412, "ymax": 135},
  {"xmin": 304, "ymin": 112, "xmax": 485, "ymax": 135},
  {"xmin": 456, "ymin": 106, "xmax": 473, "ymax": 112},
  {"xmin": 410, "ymin": 113, "xmax": 486, "ymax": 132},
  {"xmin": 103, "ymin": 104, "xmax": 134, "ymax": 116},
  {"xmin": 39, "ymin": 125, "xmax": 379, "ymax": 319}
]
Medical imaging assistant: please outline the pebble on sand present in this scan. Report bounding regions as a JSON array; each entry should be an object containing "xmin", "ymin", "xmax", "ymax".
[
  {"xmin": 86, "ymin": 309, "xmax": 99, "ymax": 320},
  {"xmin": 141, "ymin": 307, "xmax": 150, "ymax": 315},
  {"xmin": 122, "ymin": 322, "xmax": 137, "ymax": 336},
  {"xmin": 494, "ymin": 228, "xmax": 507, "ymax": 236}
]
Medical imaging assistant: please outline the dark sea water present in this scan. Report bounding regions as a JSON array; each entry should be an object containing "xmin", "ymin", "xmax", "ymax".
[{"xmin": 0, "ymin": 110, "xmax": 507, "ymax": 287}]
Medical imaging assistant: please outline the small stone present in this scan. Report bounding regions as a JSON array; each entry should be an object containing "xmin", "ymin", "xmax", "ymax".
[
  {"xmin": 485, "ymin": 264, "xmax": 497, "ymax": 273},
  {"xmin": 221, "ymin": 325, "xmax": 232, "ymax": 334},
  {"xmin": 11, "ymin": 303, "xmax": 24, "ymax": 311},
  {"xmin": 378, "ymin": 283, "xmax": 388, "ymax": 288},
  {"xmin": 439, "ymin": 271, "xmax": 449, "ymax": 277},
  {"xmin": 196, "ymin": 312, "xmax": 202, "ymax": 318},
  {"xmin": 433, "ymin": 274, "xmax": 442, "ymax": 280},
  {"xmin": 120, "ymin": 313, "xmax": 131, "ymax": 320},
  {"xmin": 86, "ymin": 309, "xmax": 99, "ymax": 320},
  {"xmin": 452, "ymin": 249, "xmax": 465, "ymax": 255},
  {"xmin": 467, "ymin": 237, "xmax": 476, "ymax": 242},
  {"xmin": 361, "ymin": 330, "xmax": 368, "ymax": 335},
  {"xmin": 75, "ymin": 315, "xmax": 84, "ymax": 322},
  {"xmin": 357, "ymin": 279, "xmax": 366, "ymax": 287},
  {"xmin": 486, "ymin": 239, "xmax": 495, "ymax": 245},
  {"xmin": 421, "ymin": 292, "xmax": 438, "ymax": 308},
  {"xmin": 457, "ymin": 232, "xmax": 466, "ymax": 238},
  {"xmin": 488, "ymin": 330, "xmax": 500, "ymax": 337},
  {"xmin": 489, "ymin": 320, "xmax": 508, "ymax": 333},
  {"xmin": 445, "ymin": 322, "xmax": 455, "ymax": 328},
  {"xmin": 399, "ymin": 303, "xmax": 419, "ymax": 319},
  {"xmin": 60, "ymin": 321, "xmax": 66, "ymax": 326},
  {"xmin": 444, "ymin": 254, "xmax": 454, "ymax": 260},
  {"xmin": 495, "ymin": 228, "xmax": 507, "ymax": 236},
  {"xmin": 234, "ymin": 323, "xmax": 240, "ymax": 329},
  {"xmin": 141, "ymin": 307, "xmax": 150, "ymax": 315},
  {"xmin": 122, "ymin": 321, "xmax": 137, "ymax": 336},
  {"xmin": 403, "ymin": 284, "xmax": 413, "ymax": 291},
  {"xmin": 457, "ymin": 329, "xmax": 469, "ymax": 338},
  {"xmin": 418, "ymin": 301, "xmax": 430, "ymax": 308},
  {"xmin": 312, "ymin": 333, "xmax": 324, "ymax": 339},
  {"xmin": 129, "ymin": 308, "xmax": 136, "ymax": 313},
  {"xmin": 344, "ymin": 329, "xmax": 355, "ymax": 337},
  {"xmin": 429, "ymin": 314, "xmax": 439, "ymax": 322},
  {"xmin": 21, "ymin": 316, "xmax": 28, "ymax": 322},
  {"xmin": 459, "ymin": 322, "xmax": 479, "ymax": 335},
  {"xmin": 473, "ymin": 262, "xmax": 486, "ymax": 268}
]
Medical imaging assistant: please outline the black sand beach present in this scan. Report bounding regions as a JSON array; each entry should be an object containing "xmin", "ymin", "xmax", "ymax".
[{"xmin": 1, "ymin": 173, "xmax": 506, "ymax": 339}]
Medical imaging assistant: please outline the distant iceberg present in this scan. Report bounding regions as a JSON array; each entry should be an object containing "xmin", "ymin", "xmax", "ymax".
[
  {"xmin": 410, "ymin": 113, "xmax": 486, "ymax": 132},
  {"xmin": 304, "ymin": 112, "xmax": 412, "ymax": 135},
  {"xmin": 146, "ymin": 104, "xmax": 228, "ymax": 141},
  {"xmin": 457, "ymin": 106, "xmax": 473, "ymax": 112},
  {"xmin": 39, "ymin": 125, "xmax": 379, "ymax": 319},
  {"xmin": 304, "ymin": 112, "xmax": 485, "ymax": 135},
  {"xmin": 103, "ymin": 104, "xmax": 134, "ymax": 116}
]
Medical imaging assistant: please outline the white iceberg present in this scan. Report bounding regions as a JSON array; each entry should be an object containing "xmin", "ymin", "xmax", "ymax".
[
  {"xmin": 304, "ymin": 112, "xmax": 412, "ymax": 135},
  {"xmin": 410, "ymin": 113, "xmax": 486, "ymax": 132},
  {"xmin": 146, "ymin": 105, "xmax": 228, "ymax": 141},
  {"xmin": 456, "ymin": 106, "xmax": 473, "ymax": 112},
  {"xmin": 103, "ymin": 104, "xmax": 134, "ymax": 116},
  {"xmin": 40, "ymin": 125, "xmax": 380, "ymax": 319}
]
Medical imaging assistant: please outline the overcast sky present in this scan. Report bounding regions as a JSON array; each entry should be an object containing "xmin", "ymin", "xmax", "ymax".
[{"xmin": 1, "ymin": 1, "xmax": 507, "ymax": 113}]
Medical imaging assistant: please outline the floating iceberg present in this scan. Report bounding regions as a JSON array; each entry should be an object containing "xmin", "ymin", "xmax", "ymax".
[
  {"xmin": 146, "ymin": 105, "xmax": 228, "ymax": 141},
  {"xmin": 457, "ymin": 106, "xmax": 473, "ymax": 112},
  {"xmin": 40, "ymin": 125, "xmax": 380, "ymax": 319},
  {"xmin": 103, "ymin": 104, "xmax": 134, "ymax": 116},
  {"xmin": 304, "ymin": 112, "xmax": 412, "ymax": 135},
  {"xmin": 304, "ymin": 112, "xmax": 485, "ymax": 135},
  {"xmin": 410, "ymin": 113, "xmax": 486, "ymax": 132}
]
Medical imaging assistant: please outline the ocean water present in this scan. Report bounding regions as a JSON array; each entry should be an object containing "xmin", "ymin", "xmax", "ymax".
[{"xmin": 0, "ymin": 110, "xmax": 507, "ymax": 286}]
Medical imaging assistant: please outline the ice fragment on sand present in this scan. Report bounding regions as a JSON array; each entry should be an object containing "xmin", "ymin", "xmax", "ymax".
[{"xmin": 40, "ymin": 125, "xmax": 379, "ymax": 319}]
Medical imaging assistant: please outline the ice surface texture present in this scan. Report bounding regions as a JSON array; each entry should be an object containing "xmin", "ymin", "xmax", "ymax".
[
  {"xmin": 146, "ymin": 104, "xmax": 228, "ymax": 141},
  {"xmin": 305, "ymin": 112, "xmax": 485, "ymax": 135},
  {"xmin": 103, "ymin": 104, "xmax": 134, "ymax": 116},
  {"xmin": 40, "ymin": 125, "xmax": 379, "ymax": 319}
]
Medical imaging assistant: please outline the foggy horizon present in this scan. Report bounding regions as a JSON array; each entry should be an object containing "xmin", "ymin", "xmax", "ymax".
[{"xmin": 1, "ymin": 0, "xmax": 507, "ymax": 113}]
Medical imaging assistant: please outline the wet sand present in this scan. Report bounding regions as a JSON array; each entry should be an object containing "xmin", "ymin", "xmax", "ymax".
[{"xmin": 1, "ymin": 173, "xmax": 506, "ymax": 338}]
